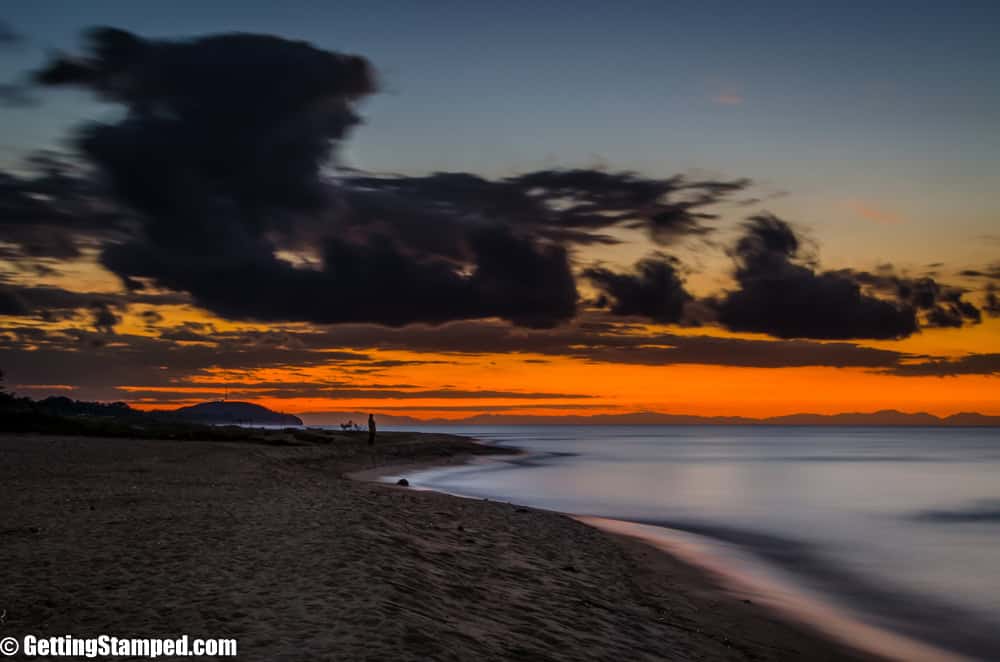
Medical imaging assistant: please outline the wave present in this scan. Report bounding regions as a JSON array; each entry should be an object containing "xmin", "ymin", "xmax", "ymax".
[{"xmin": 623, "ymin": 517, "xmax": 1000, "ymax": 660}]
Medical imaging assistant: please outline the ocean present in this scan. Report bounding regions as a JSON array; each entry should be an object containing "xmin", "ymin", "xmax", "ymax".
[{"xmin": 382, "ymin": 425, "xmax": 1000, "ymax": 660}]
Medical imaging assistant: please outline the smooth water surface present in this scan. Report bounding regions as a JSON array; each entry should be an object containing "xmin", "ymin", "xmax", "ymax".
[{"xmin": 385, "ymin": 425, "xmax": 1000, "ymax": 659}]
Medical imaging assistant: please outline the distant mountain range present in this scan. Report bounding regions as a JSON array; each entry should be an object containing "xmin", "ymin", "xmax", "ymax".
[
  {"xmin": 169, "ymin": 401, "xmax": 303, "ymax": 426},
  {"xmin": 12, "ymin": 395, "xmax": 995, "ymax": 428},
  {"xmin": 300, "ymin": 409, "xmax": 1000, "ymax": 427}
]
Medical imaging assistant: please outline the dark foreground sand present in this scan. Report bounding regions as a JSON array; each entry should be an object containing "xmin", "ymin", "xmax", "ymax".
[{"xmin": 1, "ymin": 432, "xmax": 876, "ymax": 661}]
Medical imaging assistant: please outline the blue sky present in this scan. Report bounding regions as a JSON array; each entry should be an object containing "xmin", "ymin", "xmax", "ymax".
[{"xmin": 2, "ymin": 1, "xmax": 998, "ymax": 269}]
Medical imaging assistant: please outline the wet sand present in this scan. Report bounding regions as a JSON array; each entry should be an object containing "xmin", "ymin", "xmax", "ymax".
[{"xmin": 1, "ymin": 431, "xmax": 877, "ymax": 660}]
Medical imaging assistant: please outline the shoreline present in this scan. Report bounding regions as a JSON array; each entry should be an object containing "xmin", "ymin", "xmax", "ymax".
[
  {"xmin": 579, "ymin": 518, "xmax": 964, "ymax": 662},
  {"xmin": 361, "ymin": 436, "xmax": 974, "ymax": 662},
  {"xmin": 345, "ymin": 448, "xmax": 525, "ymax": 484},
  {"xmin": 4, "ymin": 431, "xmax": 879, "ymax": 660},
  {"xmin": 351, "ymin": 440, "xmax": 887, "ymax": 660}
]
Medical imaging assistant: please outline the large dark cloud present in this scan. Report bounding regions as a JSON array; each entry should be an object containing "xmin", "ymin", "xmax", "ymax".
[
  {"xmin": 713, "ymin": 215, "xmax": 981, "ymax": 339},
  {"xmin": 11, "ymin": 27, "xmax": 753, "ymax": 330},
  {"xmin": 37, "ymin": 27, "xmax": 374, "ymax": 210},
  {"xmin": 25, "ymin": 28, "xmax": 593, "ymax": 328}
]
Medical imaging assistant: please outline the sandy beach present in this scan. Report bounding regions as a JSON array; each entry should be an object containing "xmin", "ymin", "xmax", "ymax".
[{"xmin": 1, "ymin": 431, "xmax": 876, "ymax": 661}]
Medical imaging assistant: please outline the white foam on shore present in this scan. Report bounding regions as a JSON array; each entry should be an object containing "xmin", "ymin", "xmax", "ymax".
[{"xmin": 578, "ymin": 516, "xmax": 969, "ymax": 662}]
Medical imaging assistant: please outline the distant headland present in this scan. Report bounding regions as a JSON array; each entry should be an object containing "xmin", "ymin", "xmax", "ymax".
[
  {"xmin": 169, "ymin": 401, "xmax": 303, "ymax": 426},
  {"xmin": 0, "ymin": 395, "xmax": 303, "ymax": 435}
]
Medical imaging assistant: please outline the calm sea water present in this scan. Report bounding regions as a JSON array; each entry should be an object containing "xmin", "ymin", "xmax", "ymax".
[{"xmin": 384, "ymin": 425, "xmax": 1000, "ymax": 660}]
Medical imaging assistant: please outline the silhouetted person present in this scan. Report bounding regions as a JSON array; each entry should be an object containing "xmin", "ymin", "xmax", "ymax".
[{"xmin": 368, "ymin": 413, "xmax": 376, "ymax": 446}]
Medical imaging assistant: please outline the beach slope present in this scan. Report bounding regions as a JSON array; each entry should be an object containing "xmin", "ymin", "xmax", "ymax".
[{"xmin": 1, "ymin": 432, "xmax": 873, "ymax": 661}]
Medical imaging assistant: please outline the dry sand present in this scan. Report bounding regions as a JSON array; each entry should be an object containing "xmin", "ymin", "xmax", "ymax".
[{"xmin": 1, "ymin": 431, "xmax": 877, "ymax": 661}]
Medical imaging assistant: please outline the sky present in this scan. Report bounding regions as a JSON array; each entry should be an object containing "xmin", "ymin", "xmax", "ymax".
[{"xmin": 0, "ymin": 2, "xmax": 997, "ymax": 419}]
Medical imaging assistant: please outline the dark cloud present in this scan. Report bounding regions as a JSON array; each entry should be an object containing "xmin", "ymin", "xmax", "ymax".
[
  {"xmin": 0, "ymin": 24, "xmax": 983, "ymax": 350},
  {"xmin": 0, "ymin": 319, "xmax": 914, "ymax": 402},
  {"xmin": 713, "ymin": 215, "xmax": 980, "ymax": 340},
  {"xmin": 302, "ymin": 387, "xmax": 592, "ymax": 400},
  {"xmin": 0, "ymin": 288, "xmax": 29, "ymax": 316},
  {"xmin": 0, "ymin": 283, "xmax": 117, "ymax": 325},
  {"xmin": 0, "ymin": 326, "xmax": 377, "ymax": 401},
  {"xmin": 3, "ymin": 317, "xmax": 993, "ymax": 406},
  {"xmin": 139, "ymin": 309, "xmax": 164, "ymax": 327},
  {"xmin": 924, "ymin": 299, "xmax": 981, "ymax": 328},
  {"xmin": 959, "ymin": 264, "xmax": 1000, "ymax": 280},
  {"xmin": 344, "ymin": 170, "xmax": 747, "ymax": 254},
  {"xmin": 1, "ymin": 27, "xmax": 751, "ymax": 331},
  {"xmin": 985, "ymin": 284, "xmax": 1000, "ymax": 317},
  {"xmin": 584, "ymin": 255, "xmax": 692, "ymax": 323},
  {"xmin": 850, "ymin": 267, "xmax": 982, "ymax": 329},
  {"xmin": 716, "ymin": 215, "xmax": 918, "ymax": 339},
  {"xmin": 0, "ymin": 281, "xmax": 187, "ymax": 326},
  {"xmin": 503, "ymin": 169, "xmax": 747, "ymax": 244},
  {"xmin": 90, "ymin": 302, "xmax": 119, "ymax": 334},
  {"xmin": 0, "ymin": 153, "xmax": 128, "ymax": 259},
  {"xmin": 100, "ymin": 224, "xmax": 577, "ymax": 328},
  {"xmin": 116, "ymin": 162, "xmax": 743, "ymax": 328},
  {"xmin": 957, "ymin": 264, "xmax": 1000, "ymax": 318},
  {"xmin": 188, "ymin": 380, "xmax": 419, "ymax": 390},
  {"xmin": 37, "ymin": 27, "xmax": 374, "ymax": 209},
  {"xmin": 884, "ymin": 354, "xmax": 1000, "ymax": 377},
  {"xmin": 29, "ymin": 27, "xmax": 594, "ymax": 329},
  {"xmin": 228, "ymin": 318, "xmax": 910, "ymax": 370},
  {"xmin": 121, "ymin": 386, "xmax": 593, "ymax": 401},
  {"xmin": 134, "ymin": 319, "xmax": 910, "ymax": 371}
]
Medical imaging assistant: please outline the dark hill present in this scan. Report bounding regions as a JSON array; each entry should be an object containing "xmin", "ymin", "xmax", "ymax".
[{"xmin": 169, "ymin": 401, "xmax": 302, "ymax": 426}]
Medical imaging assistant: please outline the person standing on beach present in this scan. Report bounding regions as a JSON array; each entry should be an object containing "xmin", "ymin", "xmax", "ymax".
[{"xmin": 368, "ymin": 413, "xmax": 376, "ymax": 446}]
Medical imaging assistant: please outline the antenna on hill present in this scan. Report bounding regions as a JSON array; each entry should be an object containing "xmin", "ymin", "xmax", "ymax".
[{"xmin": 224, "ymin": 384, "xmax": 229, "ymax": 402}]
